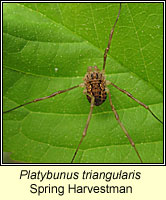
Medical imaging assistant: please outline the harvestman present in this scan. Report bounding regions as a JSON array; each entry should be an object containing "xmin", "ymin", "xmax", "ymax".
[{"xmin": 3, "ymin": 3, "xmax": 163, "ymax": 163}]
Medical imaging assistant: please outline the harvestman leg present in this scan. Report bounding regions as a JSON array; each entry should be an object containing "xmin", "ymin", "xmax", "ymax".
[
  {"xmin": 103, "ymin": 3, "xmax": 121, "ymax": 71},
  {"xmin": 107, "ymin": 81, "xmax": 163, "ymax": 124},
  {"xmin": 3, "ymin": 85, "xmax": 80, "ymax": 113},
  {"xmin": 71, "ymin": 95, "xmax": 95, "ymax": 163},
  {"xmin": 102, "ymin": 3, "xmax": 162, "ymax": 124},
  {"xmin": 106, "ymin": 88, "xmax": 143, "ymax": 163}
]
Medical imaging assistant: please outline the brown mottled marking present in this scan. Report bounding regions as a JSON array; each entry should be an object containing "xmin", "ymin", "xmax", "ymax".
[{"xmin": 83, "ymin": 66, "xmax": 107, "ymax": 106}]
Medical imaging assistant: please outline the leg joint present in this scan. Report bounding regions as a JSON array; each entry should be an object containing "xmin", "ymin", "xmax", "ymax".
[
  {"xmin": 115, "ymin": 112, "xmax": 119, "ymax": 120},
  {"xmin": 131, "ymin": 141, "xmax": 135, "ymax": 147}
]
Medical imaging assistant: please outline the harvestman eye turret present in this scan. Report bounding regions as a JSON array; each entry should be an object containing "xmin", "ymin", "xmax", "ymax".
[{"xmin": 3, "ymin": 3, "xmax": 163, "ymax": 163}]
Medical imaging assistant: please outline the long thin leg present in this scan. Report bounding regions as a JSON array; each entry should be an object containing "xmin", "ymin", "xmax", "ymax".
[
  {"xmin": 106, "ymin": 89, "xmax": 143, "ymax": 163},
  {"xmin": 71, "ymin": 96, "xmax": 95, "ymax": 163},
  {"xmin": 3, "ymin": 85, "xmax": 80, "ymax": 114},
  {"xmin": 103, "ymin": 3, "xmax": 121, "ymax": 71},
  {"xmin": 107, "ymin": 81, "xmax": 163, "ymax": 124}
]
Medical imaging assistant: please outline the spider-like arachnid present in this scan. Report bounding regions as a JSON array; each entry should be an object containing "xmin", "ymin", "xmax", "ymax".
[{"xmin": 3, "ymin": 3, "xmax": 163, "ymax": 163}]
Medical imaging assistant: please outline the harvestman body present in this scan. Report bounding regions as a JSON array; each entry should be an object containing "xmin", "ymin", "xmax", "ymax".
[{"xmin": 3, "ymin": 3, "xmax": 163, "ymax": 163}]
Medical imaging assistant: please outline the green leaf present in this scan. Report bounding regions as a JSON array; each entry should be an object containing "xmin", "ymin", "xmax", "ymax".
[{"xmin": 3, "ymin": 3, "xmax": 163, "ymax": 163}]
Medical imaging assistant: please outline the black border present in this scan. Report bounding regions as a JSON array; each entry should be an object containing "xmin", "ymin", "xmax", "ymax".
[{"xmin": 1, "ymin": 0, "xmax": 165, "ymax": 166}]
